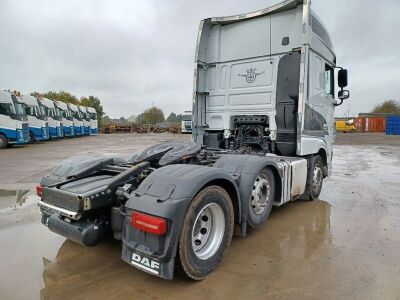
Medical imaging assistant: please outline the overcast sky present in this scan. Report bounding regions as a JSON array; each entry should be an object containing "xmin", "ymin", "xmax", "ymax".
[{"xmin": 1, "ymin": 0, "xmax": 399, "ymax": 118}]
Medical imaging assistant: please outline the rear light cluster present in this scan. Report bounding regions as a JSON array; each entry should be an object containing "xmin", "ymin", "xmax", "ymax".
[
  {"xmin": 131, "ymin": 211, "xmax": 167, "ymax": 235},
  {"xmin": 36, "ymin": 185, "xmax": 44, "ymax": 198}
]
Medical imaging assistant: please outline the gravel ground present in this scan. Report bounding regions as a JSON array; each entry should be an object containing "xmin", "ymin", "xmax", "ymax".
[{"xmin": 0, "ymin": 132, "xmax": 399, "ymax": 300}]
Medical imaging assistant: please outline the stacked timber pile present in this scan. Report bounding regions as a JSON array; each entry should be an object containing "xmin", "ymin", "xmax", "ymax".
[{"xmin": 101, "ymin": 123, "xmax": 181, "ymax": 134}]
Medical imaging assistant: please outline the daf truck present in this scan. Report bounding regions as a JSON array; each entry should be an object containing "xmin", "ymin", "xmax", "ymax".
[
  {"xmin": 40, "ymin": 98, "xmax": 64, "ymax": 139},
  {"xmin": 86, "ymin": 106, "xmax": 98, "ymax": 134},
  {"xmin": 19, "ymin": 94, "xmax": 49, "ymax": 143},
  {"xmin": 54, "ymin": 101, "xmax": 75, "ymax": 137},
  {"xmin": 0, "ymin": 90, "xmax": 29, "ymax": 148},
  {"xmin": 67, "ymin": 103, "xmax": 84, "ymax": 136},
  {"xmin": 181, "ymin": 111, "xmax": 192, "ymax": 133},
  {"xmin": 78, "ymin": 105, "xmax": 91, "ymax": 135},
  {"xmin": 38, "ymin": 0, "xmax": 349, "ymax": 280}
]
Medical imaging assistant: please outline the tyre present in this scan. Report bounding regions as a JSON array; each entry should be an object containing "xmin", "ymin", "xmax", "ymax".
[
  {"xmin": 29, "ymin": 132, "xmax": 36, "ymax": 144},
  {"xmin": 178, "ymin": 185, "xmax": 234, "ymax": 280},
  {"xmin": 305, "ymin": 155, "xmax": 324, "ymax": 201},
  {"xmin": 0, "ymin": 134, "xmax": 8, "ymax": 149},
  {"xmin": 247, "ymin": 168, "xmax": 275, "ymax": 228}
]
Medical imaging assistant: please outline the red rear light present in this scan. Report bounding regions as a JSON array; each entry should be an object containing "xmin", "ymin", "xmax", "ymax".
[
  {"xmin": 131, "ymin": 212, "xmax": 167, "ymax": 235},
  {"xmin": 36, "ymin": 185, "xmax": 44, "ymax": 198}
]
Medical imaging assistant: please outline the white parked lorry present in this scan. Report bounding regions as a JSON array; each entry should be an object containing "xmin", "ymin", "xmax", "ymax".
[
  {"xmin": 54, "ymin": 101, "xmax": 75, "ymax": 137},
  {"xmin": 67, "ymin": 103, "xmax": 84, "ymax": 136},
  {"xmin": 78, "ymin": 105, "xmax": 91, "ymax": 135},
  {"xmin": 0, "ymin": 90, "xmax": 29, "ymax": 148},
  {"xmin": 86, "ymin": 106, "xmax": 98, "ymax": 134},
  {"xmin": 39, "ymin": 98, "xmax": 63, "ymax": 139},
  {"xmin": 38, "ymin": 0, "xmax": 349, "ymax": 280},
  {"xmin": 181, "ymin": 111, "xmax": 192, "ymax": 133},
  {"xmin": 19, "ymin": 94, "xmax": 49, "ymax": 143}
]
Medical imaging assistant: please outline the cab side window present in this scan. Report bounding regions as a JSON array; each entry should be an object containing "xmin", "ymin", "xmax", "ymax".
[
  {"xmin": 25, "ymin": 106, "xmax": 36, "ymax": 116},
  {"xmin": 325, "ymin": 64, "xmax": 334, "ymax": 97},
  {"xmin": 0, "ymin": 103, "xmax": 12, "ymax": 115}
]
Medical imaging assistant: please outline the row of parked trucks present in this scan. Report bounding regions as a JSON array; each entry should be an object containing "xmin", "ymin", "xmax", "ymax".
[{"xmin": 0, "ymin": 90, "xmax": 98, "ymax": 148}]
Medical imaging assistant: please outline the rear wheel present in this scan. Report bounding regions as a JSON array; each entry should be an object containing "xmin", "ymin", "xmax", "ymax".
[
  {"xmin": 178, "ymin": 186, "xmax": 234, "ymax": 280},
  {"xmin": 248, "ymin": 168, "xmax": 275, "ymax": 228},
  {"xmin": 0, "ymin": 134, "xmax": 8, "ymax": 149}
]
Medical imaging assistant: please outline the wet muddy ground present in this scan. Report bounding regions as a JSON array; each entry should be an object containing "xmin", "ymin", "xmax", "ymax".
[{"xmin": 0, "ymin": 133, "xmax": 399, "ymax": 299}]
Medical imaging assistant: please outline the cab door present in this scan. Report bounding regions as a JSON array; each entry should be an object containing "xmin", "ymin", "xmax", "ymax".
[{"xmin": 304, "ymin": 52, "xmax": 335, "ymax": 149}]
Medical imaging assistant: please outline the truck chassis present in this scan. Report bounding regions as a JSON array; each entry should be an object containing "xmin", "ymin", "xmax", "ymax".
[{"xmin": 38, "ymin": 140, "xmax": 321, "ymax": 280}]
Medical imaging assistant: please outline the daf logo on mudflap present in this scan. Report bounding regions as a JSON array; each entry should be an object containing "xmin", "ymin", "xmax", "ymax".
[
  {"xmin": 131, "ymin": 253, "xmax": 160, "ymax": 275},
  {"xmin": 239, "ymin": 68, "xmax": 265, "ymax": 83}
]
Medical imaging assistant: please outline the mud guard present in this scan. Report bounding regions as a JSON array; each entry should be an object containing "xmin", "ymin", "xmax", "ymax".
[
  {"xmin": 121, "ymin": 164, "xmax": 239, "ymax": 280},
  {"xmin": 40, "ymin": 154, "xmax": 127, "ymax": 186},
  {"xmin": 212, "ymin": 154, "xmax": 284, "ymax": 235}
]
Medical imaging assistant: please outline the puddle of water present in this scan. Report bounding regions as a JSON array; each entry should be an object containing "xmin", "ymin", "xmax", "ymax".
[{"xmin": 1, "ymin": 145, "xmax": 400, "ymax": 299}]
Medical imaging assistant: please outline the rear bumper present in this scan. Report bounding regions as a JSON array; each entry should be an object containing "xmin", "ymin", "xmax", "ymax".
[{"xmin": 40, "ymin": 211, "xmax": 104, "ymax": 246}]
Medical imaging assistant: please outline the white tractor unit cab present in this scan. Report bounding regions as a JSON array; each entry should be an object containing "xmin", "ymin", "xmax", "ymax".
[
  {"xmin": 40, "ymin": 98, "xmax": 63, "ymax": 139},
  {"xmin": 0, "ymin": 90, "xmax": 29, "ymax": 148},
  {"xmin": 78, "ymin": 105, "xmax": 91, "ymax": 135},
  {"xmin": 193, "ymin": 0, "xmax": 349, "ymax": 179},
  {"xmin": 37, "ymin": 0, "xmax": 350, "ymax": 281},
  {"xmin": 54, "ymin": 101, "xmax": 75, "ymax": 137},
  {"xmin": 86, "ymin": 107, "xmax": 98, "ymax": 134},
  {"xmin": 181, "ymin": 111, "xmax": 192, "ymax": 133},
  {"xmin": 67, "ymin": 103, "xmax": 84, "ymax": 136},
  {"xmin": 19, "ymin": 94, "xmax": 49, "ymax": 143}
]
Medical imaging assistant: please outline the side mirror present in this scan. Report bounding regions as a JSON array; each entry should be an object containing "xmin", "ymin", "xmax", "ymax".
[
  {"xmin": 338, "ymin": 90, "xmax": 350, "ymax": 100},
  {"xmin": 338, "ymin": 69, "xmax": 348, "ymax": 88}
]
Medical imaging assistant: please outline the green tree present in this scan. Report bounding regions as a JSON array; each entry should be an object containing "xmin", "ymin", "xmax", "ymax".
[
  {"xmin": 31, "ymin": 91, "xmax": 105, "ymax": 126},
  {"xmin": 166, "ymin": 112, "xmax": 178, "ymax": 123},
  {"xmin": 33, "ymin": 91, "xmax": 80, "ymax": 105},
  {"xmin": 102, "ymin": 115, "xmax": 111, "ymax": 125},
  {"xmin": 371, "ymin": 100, "xmax": 400, "ymax": 114},
  {"xmin": 135, "ymin": 113, "xmax": 145, "ymax": 124},
  {"xmin": 80, "ymin": 96, "xmax": 105, "ymax": 125},
  {"xmin": 142, "ymin": 106, "xmax": 165, "ymax": 125}
]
